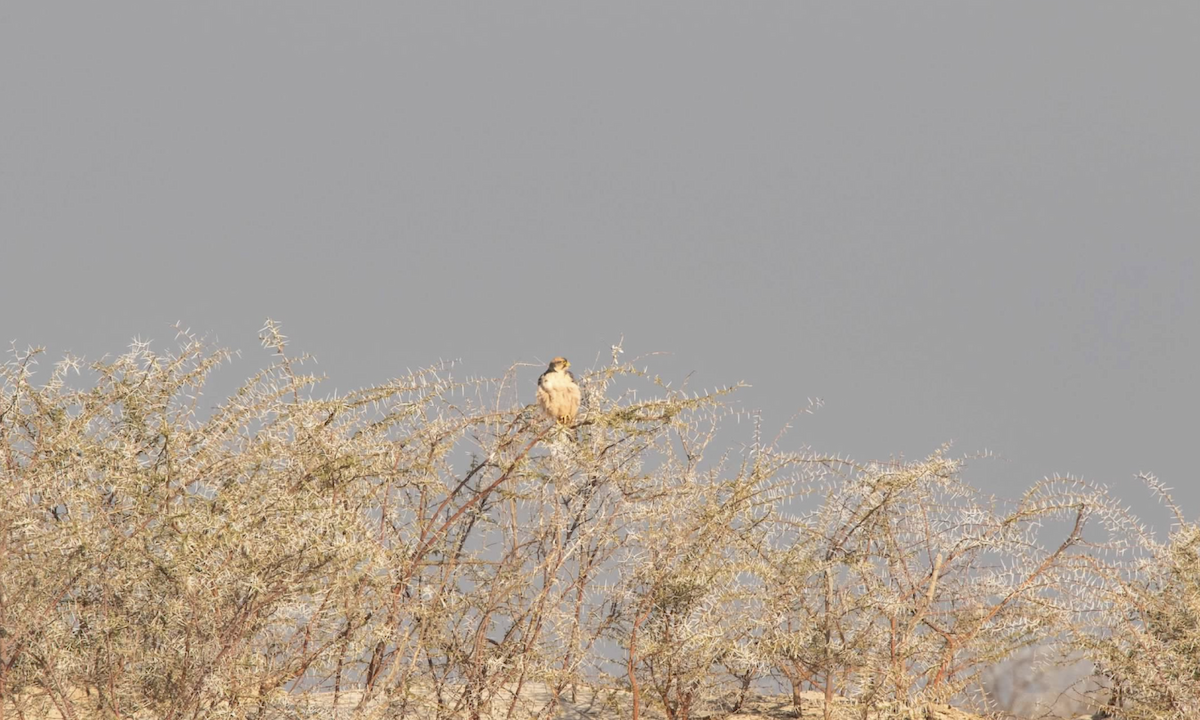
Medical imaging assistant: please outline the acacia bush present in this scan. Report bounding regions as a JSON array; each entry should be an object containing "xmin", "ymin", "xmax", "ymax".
[
  {"xmin": 0, "ymin": 325, "xmax": 1193, "ymax": 720},
  {"xmin": 1073, "ymin": 480, "xmax": 1200, "ymax": 719}
]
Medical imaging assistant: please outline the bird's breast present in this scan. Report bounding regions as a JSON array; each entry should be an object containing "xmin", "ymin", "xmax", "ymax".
[{"xmin": 540, "ymin": 371, "xmax": 574, "ymax": 391}]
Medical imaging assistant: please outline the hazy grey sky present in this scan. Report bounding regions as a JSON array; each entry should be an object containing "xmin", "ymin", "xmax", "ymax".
[{"xmin": 2, "ymin": 4, "xmax": 1197, "ymax": 520}]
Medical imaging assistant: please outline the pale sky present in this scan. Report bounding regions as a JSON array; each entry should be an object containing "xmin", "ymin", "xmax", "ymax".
[{"xmin": 2, "ymin": 4, "xmax": 1197, "ymax": 522}]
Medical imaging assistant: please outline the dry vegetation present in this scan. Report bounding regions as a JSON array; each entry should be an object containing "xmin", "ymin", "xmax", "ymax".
[{"xmin": 0, "ymin": 323, "xmax": 1195, "ymax": 720}]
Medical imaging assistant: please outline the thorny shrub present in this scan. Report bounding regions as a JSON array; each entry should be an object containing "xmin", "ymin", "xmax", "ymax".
[
  {"xmin": 1072, "ymin": 478, "xmax": 1200, "ymax": 719},
  {"xmin": 0, "ymin": 325, "xmax": 1193, "ymax": 720}
]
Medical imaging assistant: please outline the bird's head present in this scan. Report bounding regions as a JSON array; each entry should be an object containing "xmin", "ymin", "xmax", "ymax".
[{"xmin": 549, "ymin": 357, "xmax": 570, "ymax": 371}]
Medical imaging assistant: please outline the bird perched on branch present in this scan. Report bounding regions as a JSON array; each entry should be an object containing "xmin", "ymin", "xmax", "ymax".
[{"xmin": 536, "ymin": 357, "xmax": 581, "ymax": 426}]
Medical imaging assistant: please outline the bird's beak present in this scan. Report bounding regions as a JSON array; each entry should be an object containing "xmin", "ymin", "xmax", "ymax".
[{"xmin": 564, "ymin": 361, "xmax": 570, "ymax": 368}]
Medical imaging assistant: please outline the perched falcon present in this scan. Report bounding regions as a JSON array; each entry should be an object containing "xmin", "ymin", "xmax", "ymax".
[{"xmin": 536, "ymin": 357, "xmax": 581, "ymax": 425}]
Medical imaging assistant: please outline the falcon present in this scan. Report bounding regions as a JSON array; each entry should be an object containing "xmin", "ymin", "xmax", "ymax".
[{"xmin": 536, "ymin": 356, "xmax": 581, "ymax": 425}]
